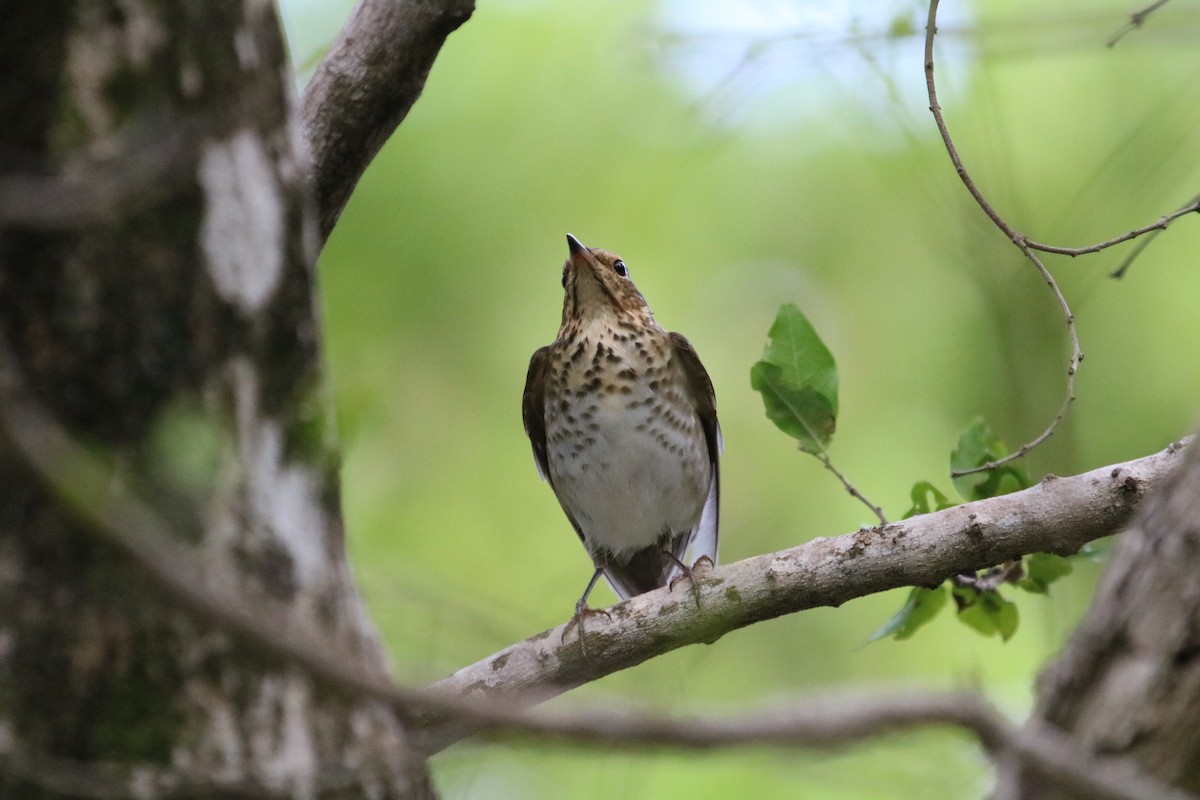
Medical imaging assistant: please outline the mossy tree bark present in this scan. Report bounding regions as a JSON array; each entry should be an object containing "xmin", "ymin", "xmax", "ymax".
[{"xmin": 0, "ymin": 2, "xmax": 430, "ymax": 797}]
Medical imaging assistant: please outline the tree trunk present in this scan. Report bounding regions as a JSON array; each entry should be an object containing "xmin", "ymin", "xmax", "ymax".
[
  {"xmin": 0, "ymin": 2, "xmax": 430, "ymax": 797},
  {"xmin": 997, "ymin": 434, "xmax": 1200, "ymax": 798}
]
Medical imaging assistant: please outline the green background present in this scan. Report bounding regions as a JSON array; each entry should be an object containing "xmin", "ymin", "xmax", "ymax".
[{"xmin": 281, "ymin": 0, "xmax": 1200, "ymax": 796}]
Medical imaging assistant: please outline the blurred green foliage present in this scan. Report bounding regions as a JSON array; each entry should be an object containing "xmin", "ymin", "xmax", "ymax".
[{"xmin": 280, "ymin": 0, "xmax": 1200, "ymax": 796}]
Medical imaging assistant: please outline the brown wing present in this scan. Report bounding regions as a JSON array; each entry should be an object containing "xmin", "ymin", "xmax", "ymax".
[
  {"xmin": 522, "ymin": 346, "xmax": 552, "ymax": 482},
  {"xmin": 669, "ymin": 332, "xmax": 720, "ymax": 464},
  {"xmin": 669, "ymin": 331, "xmax": 720, "ymax": 565}
]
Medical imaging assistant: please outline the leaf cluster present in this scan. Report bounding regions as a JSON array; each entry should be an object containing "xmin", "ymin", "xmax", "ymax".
[{"xmin": 751, "ymin": 305, "xmax": 1080, "ymax": 645}]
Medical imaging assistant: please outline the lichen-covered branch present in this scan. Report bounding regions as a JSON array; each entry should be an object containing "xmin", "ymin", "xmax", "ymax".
[{"xmin": 300, "ymin": 0, "xmax": 475, "ymax": 242}]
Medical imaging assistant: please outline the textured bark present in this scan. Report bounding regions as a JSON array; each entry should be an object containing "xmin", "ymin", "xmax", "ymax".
[
  {"xmin": 0, "ymin": 2, "xmax": 429, "ymax": 797},
  {"xmin": 998, "ymin": 434, "xmax": 1200, "ymax": 799},
  {"xmin": 300, "ymin": 0, "xmax": 474, "ymax": 242},
  {"xmin": 420, "ymin": 441, "xmax": 1186, "ymax": 753}
]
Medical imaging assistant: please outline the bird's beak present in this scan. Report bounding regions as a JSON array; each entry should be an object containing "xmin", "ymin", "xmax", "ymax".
[{"xmin": 566, "ymin": 233, "xmax": 588, "ymax": 257}]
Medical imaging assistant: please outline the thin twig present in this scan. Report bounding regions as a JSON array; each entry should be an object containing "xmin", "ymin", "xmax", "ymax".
[
  {"xmin": 816, "ymin": 451, "xmax": 889, "ymax": 525},
  {"xmin": 1025, "ymin": 197, "xmax": 1200, "ymax": 257},
  {"xmin": 924, "ymin": 0, "xmax": 1084, "ymax": 478},
  {"xmin": 1107, "ymin": 0, "xmax": 1175, "ymax": 47},
  {"xmin": 951, "ymin": 561, "xmax": 1024, "ymax": 594},
  {"xmin": 1110, "ymin": 192, "xmax": 1200, "ymax": 278}
]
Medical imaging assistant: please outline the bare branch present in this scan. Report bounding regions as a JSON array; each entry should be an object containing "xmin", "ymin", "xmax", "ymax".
[
  {"xmin": 424, "ymin": 439, "xmax": 1184, "ymax": 751},
  {"xmin": 924, "ymin": 0, "xmax": 1084, "ymax": 477},
  {"xmin": 1108, "ymin": 0, "xmax": 1175, "ymax": 47},
  {"xmin": 4, "ymin": 331, "xmax": 1197, "ymax": 799},
  {"xmin": 920, "ymin": 0, "xmax": 1197, "ymax": 289},
  {"xmin": 466, "ymin": 690, "xmax": 1197, "ymax": 800},
  {"xmin": 1002, "ymin": 434, "xmax": 1200, "ymax": 797},
  {"xmin": 1110, "ymin": 193, "xmax": 1200, "ymax": 279},
  {"xmin": 1026, "ymin": 196, "xmax": 1200, "ymax": 258},
  {"xmin": 6, "ymin": 685, "xmax": 1194, "ymax": 800},
  {"xmin": 1, "ymin": 326, "xmax": 1186, "ymax": 755},
  {"xmin": 300, "ymin": 0, "xmax": 474, "ymax": 243},
  {"xmin": 816, "ymin": 450, "xmax": 889, "ymax": 525}
]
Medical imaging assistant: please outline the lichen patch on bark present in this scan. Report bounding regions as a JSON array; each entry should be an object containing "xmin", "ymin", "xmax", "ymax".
[{"xmin": 199, "ymin": 129, "xmax": 285, "ymax": 312}]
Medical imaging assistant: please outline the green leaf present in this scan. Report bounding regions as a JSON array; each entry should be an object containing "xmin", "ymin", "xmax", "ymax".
[
  {"xmin": 988, "ymin": 594, "xmax": 1020, "ymax": 641},
  {"xmin": 904, "ymin": 481, "xmax": 956, "ymax": 518},
  {"xmin": 953, "ymin": 585, "xmax": 1020, "ymax": 641},
  {"xmin": 868, "ymin": 585, "xmax": 947, "ymax": 642},
  {"xmin": 1018, "ymin": 552, "xmax": 1074, "ymax": 594},
  {"xmin": 750, "ymin": 304, "xmax": 838, "ymax": 453},
  {"xmin": 951, "ymin": 417, "xmax": 1032, "ymax": 502},
  {"xmin": 750, "ymin": 363, "xmax": 836, "ymax": 453}
]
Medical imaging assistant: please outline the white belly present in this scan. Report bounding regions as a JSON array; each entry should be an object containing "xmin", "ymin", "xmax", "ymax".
[{"xmin": 546, "ymin": 381, "xmax": 710, "ymax": 561}]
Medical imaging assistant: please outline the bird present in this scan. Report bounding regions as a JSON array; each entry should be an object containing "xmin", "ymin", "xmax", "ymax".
[{"xmin": 522, "ymin": 234, "xmax": 720, "ymax": 639}]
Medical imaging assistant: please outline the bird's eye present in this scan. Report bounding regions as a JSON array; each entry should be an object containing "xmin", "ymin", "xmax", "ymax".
[
  {"xmin": 561, "ymin": 270, "xmax": 567, "ymax": 288},
  {"xmin": 613, "ymin": 260, "xmax": 628, "ymax": 277}
]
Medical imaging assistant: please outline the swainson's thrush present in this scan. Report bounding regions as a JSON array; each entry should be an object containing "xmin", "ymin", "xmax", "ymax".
[{"xmin": 523, "ymin": 234, "xmax": 720, "ymax": 633}]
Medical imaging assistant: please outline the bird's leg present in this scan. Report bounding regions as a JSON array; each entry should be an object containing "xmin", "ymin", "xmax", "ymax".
[{"xmin": 562, "ymin": 566, "xmax": 611, "ymax": 656}]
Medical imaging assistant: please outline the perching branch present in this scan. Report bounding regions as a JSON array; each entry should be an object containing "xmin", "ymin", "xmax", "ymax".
[
  {"xmin": 422, "ymin": 439, "xmax": 1185, "ymax": 751},
  {"xmin": 1, "ymin": 323, "xmax": 1187, "ymax": 755},
  {"xmin": 4, "ymin": 328, "xmax": 1196, "ymax": 798},
  {"xmin": 300, "ymin": 0, "xmax": 474, "ymax": 243}
]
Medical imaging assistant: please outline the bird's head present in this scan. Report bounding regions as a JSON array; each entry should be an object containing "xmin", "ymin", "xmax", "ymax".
[{"xmin": 559, "ymin": 233, "xmax": 651, "ymax": 327}]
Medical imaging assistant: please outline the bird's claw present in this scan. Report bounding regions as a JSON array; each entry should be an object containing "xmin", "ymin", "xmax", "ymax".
[
  {"xmin": 667, "ymin": 555, "xmax": 713, "ymax": 607},
  {"xmin": 562, "ymin": 602, "xmax": 612, "ymax": 657}
]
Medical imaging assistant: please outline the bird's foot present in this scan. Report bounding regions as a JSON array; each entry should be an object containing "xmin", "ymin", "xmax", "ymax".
[
  {"xmin": 666, "ymin": 554, "xmax": 714, "ymax": 608},
  {"xmin": 562, "ymin": 600, "xmax": 611, "ymax": 657}
]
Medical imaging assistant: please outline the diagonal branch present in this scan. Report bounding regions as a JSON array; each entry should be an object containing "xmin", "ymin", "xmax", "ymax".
[
  {"xmin": 1, "ymin": 332, "xmax": 1193, "ymax": 795},
  {"xmin": 422, "ymin": 438, "xmax": 1186, "ymax": 751},
  {"xmin": 1108, "ymin": 0, "xmax": 1175, "ymax": 47},
  {"xmin": 300, "ymin": 0, "xmax": 474, "ymax": 243}
]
